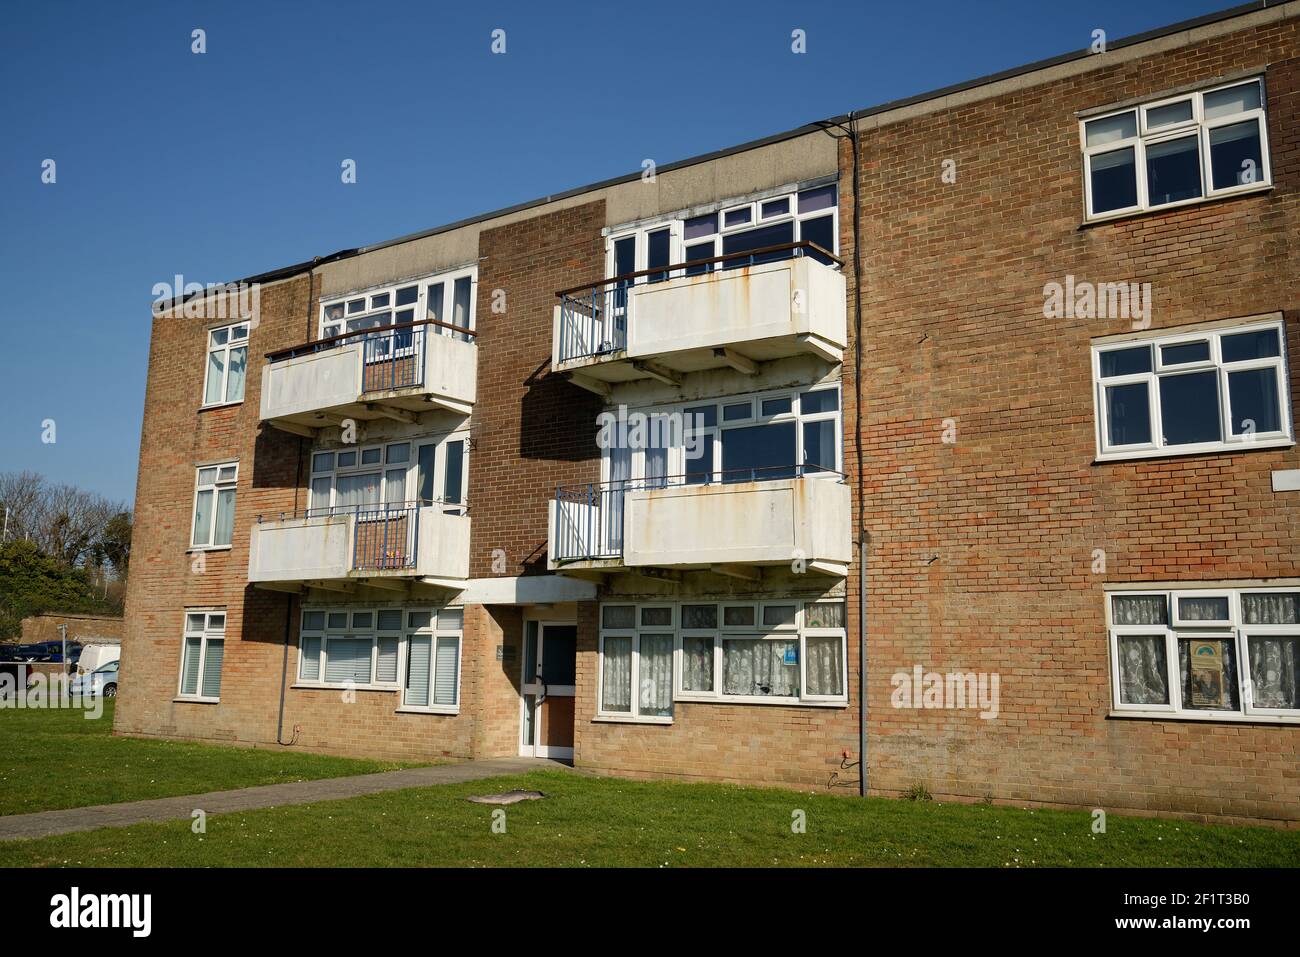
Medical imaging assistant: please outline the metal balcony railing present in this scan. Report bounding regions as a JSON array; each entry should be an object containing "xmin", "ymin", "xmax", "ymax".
[
  {"xmin": 552, "ymin": 463, "xmax": 842, "ymax": 562},
  {"xmin": 554, "ymin": 240, "xmax": 841, "ymax": 365}
]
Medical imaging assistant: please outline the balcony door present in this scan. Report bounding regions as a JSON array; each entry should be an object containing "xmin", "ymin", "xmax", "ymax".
[{"xmin": 520, "ymin": 620, "xmax": 577, "ymax": 760}]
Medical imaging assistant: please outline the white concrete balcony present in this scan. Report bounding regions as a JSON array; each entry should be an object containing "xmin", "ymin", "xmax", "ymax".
[
  {"xmin": 548, "ymin": 470, "xmax": 851, "ymax": 579},
  {"xmin": 552, "ymin": 244, "xmax": 846, "ymax": 393},
  {"xmin": 248, "ymin": 502, "xmax": 471, "ymax": 592},
  {"xmin": 260, "ymin": 322, "xmax": 476, "ymax": 436}
]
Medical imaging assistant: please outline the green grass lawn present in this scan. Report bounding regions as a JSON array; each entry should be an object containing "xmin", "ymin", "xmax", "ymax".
[
  {"xmin": 0, "ymin": 699, "xmax": 417, "ymax": 816},
  {"xmin": 2, "ymin": 768, "xmax": 1297, "ymax": 868}
]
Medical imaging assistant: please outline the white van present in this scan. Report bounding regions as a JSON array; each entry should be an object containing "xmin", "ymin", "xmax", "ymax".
[{"xmin": 76, "ymin": 643, "xmax": 121, "ymax": 676}]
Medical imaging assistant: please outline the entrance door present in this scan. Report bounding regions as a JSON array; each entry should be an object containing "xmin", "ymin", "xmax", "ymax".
[{"xmin": 520, "ymin": 621, "xmax": 577, "ymax": 759}]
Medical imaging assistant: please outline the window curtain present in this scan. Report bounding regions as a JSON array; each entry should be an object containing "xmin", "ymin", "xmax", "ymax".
[
  {"xmin": 192, "ymin": 489, "xmax": 214, "ymax": 545},
  {"xmin": 214, "ymin": 488, "xmax": 236, "ymax": 546},
  {"xmin": 805, "ymin": 635, "xmax": 843, "ymax": 696},
  {"xmin": 601, "ymin": 637, "xmax": 632, "ymax": 712},
  {"xmin": 1117, "ymin": 635, "xmax": 1169, "ymax": 705},
  {"xmin": 205, "ymin": 350, "xmax": 225, "ymax": 405},
  {"xmin": 337, "ymin": 472, "xmax": 381, "ymax": 509},
  {"xmin": 225, "ymin": 345, "xmax": 247, "ymax": 403},
  {"xmin": 638, "ymin": 635, "xmax": 673, "ymax": 716},
  {"xmin": 1176, "ymin": 595, "xmax": 1229, "ymax": 621},
  {"xmin": 1249, "ymin": 637, "xmax": 1299, "ymax": 709},
  {"xmin": 299, "ymin": 636, "xmax": 321, "ymax": 681},
  {"xmin": 434, "ymin": 637, "xmax": 459, "ymax": 705},
  {"xmin": 325, "ymin": 637, "xmax": 372, "ymax": 684},
  {"xmin": 1242, "ymin": 593, "xmax": 1300, "ymax": 625},
  {"xmin": 375, "ymin": 637, "xmax": 399, "ymax": 683},
  {"xmin": 405, "ymin": 636, "xmax": 431, "ymax": 707},
  {"xmin": 200, "ymin": 639, "xmax": 224, "ymax": 698},
  {"xmin": 723, "ymin": 638, "xmax": 798, "ymax": 697},
  {"xmin": 1112, "ymin": 595, "xmax": 1168, "ymax": 625},
  {"xmin": 605, "ymin": 445, "xmax": 631, "ymax": 555},
  {"xmin": 181, "ymin": 636, "xmax": 203, "ymax": 696},
  {"xmin": 681, "ymin": 636, "xmax": 714, "ymax": 692}
]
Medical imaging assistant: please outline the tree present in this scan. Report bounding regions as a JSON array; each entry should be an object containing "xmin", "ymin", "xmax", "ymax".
[{"xmin": 0, "ymin": 540, "xmax": 121, "ymax": 640}]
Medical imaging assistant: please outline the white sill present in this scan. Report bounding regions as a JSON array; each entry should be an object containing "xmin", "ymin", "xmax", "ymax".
[
  {"xmin": 173, "ymin": 696, "xmax": 220, "ymax": 705},
  {"xmin": 394, "ymin": 706, "xmax": 459, "ymax": 716},
  {"xmin": 675, "ymin": 694, "xmax": 849, "ymax": 708},
  {"xmin": 198, "ymin": 400, "xmax": 243, "ymax": 412},
  {"xmin": 593, "ymin": 713, "xmax": 674, "ymax": 725},
  {"xmin": 1109, "ymin": 709, "xmax": 1300, "ymax": 725},
  {"xmin": 1094, "ymin": 436, "xmax": 1293, "ymax": 464},
  {"xmin": 1083, "ymin": 182, "xmax": 1273, "ymax": 226},
  {"xmin": 290, "ymin": 683, "xmax": 399, "ymax": 694}
]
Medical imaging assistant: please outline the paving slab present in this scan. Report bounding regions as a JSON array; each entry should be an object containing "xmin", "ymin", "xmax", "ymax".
[{"xmin": 0, "ymin": 757, "xmax": 568, "ymax": 842}]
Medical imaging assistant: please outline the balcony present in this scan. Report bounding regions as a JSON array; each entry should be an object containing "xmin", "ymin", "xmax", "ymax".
[
  {"xmin": 548, "ymin": 467, "xmax": 851, "ymax": 579},
  {"xmin": 248, "ymin": 502, "xmax": 471, "ymax": 593},
  {"xmin": 552, "ymin": 243, "xmax": 846, "ymax": 393},
  {"xmin": 260, "ymin": 321, "xmax": 476, "ymax": 436}
]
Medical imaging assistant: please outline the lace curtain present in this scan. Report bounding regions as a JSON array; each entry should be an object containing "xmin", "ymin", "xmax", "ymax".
[
  {"xmin": 1117, "ymin": 635, "xmax": 1169, "ymax": 705},
  {"xmin": 1113, "ymin": 595, "xmax": 1168, "ymax": 625},
  {"xmin": 805, "ymin": 635, "xmax": 844, "ymax": 696},
  {"xmin": 601, "ymin": 637, "xmax": 631, "ymax": 712},
  {"xmin": 638, "ymin": 635, "xmax": 673, "ymax": 716},
  {"xmin": 1250, "ymin": 637, "xmax": 1299, "ymax": 709},
  {"xmin": 723, "ymin": 638, "xmax": 798, "ymax": 697},
  {"xmin": 681, "ymin": 636, "xmax": 713, "ymax": 692}
]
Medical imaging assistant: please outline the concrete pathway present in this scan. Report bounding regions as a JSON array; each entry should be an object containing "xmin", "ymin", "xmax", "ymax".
[{"xmin": 0, "ymin": 757, "xmax": 568, "ymax": 842}]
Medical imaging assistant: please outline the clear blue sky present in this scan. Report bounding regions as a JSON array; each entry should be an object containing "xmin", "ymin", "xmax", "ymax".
[{"xmin": 0, "ymin": 0, "xmax": 1229, "ymax": 506}]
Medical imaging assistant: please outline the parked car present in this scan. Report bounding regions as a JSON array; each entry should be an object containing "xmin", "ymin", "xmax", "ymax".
[{"xmin": 70, "ymin": 660, "xmax": 118, "ymax": 698}]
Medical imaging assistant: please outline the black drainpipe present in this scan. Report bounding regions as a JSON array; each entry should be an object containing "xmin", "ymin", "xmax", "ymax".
[
  {"xmin": 276, "ymin": 266, "xmax": 314, "ymax": 746},
  {"xmin": 819, "ymin": 114, "xmax": 868, "ymax": 796}
]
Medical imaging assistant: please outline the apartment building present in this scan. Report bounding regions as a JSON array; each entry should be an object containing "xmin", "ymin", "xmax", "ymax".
[{"xmin": 117, "ymin": 2, "xmax": 1300, "ymax": 825}]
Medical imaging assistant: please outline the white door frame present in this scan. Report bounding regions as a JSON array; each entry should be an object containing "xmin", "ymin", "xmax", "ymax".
[{"xmin": 519, "ymin": 618, "xmax": 577, "ymax": 759}]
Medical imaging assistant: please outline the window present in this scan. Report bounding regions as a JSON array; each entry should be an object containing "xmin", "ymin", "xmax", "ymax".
[
  {"xmin": 1108, "ymin": 588, "xmax": 1300, "ymax": 722},
  {"xmin": 607, "ymin": 183, "xmax": 838, "ymax": 281},
  {"xmin": 179, "ymin": 610, "xmax": 226, "ymax": 701},
  {"xmin": 1092, "ymin": 318, "xmax": 1292, "ymax": 459},
  {"xmin": 605, "ymin": 385, "xmax": 841, "ymax": 486},
  {"xmin": 203, "ymin": 322, "xmax": 248, "ymax": 406},
  {"xmin": 597, "ymin": 600, "xmax": 847, "ymax": 718},
  {"xmin": 298, "ymin": 607, "xmax": 458, "ymax": 696},
  {"xmin": 191, "ymin": 463, "xmax": 237, "ymax": 548},
  {"xmin": 319, "ymin": 267, "xmax": 477, "ymax": 342},
  {"xmin": 1081, "ymin": 78, "xmax": 1270, "ymax": 220},
  {"xmin": 401, "ymin": 608, "xmax": 462, "ymax": 711},
  {"xmin": 308, "ymin": 433, "xmax": 468, "ymax": 515}
]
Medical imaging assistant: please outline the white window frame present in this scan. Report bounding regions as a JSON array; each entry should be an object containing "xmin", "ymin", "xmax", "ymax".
[
  {"xmin": 602, "ymin": 383, "xmax": 843, "ymax": 485},
  {"xmin": 202, "ymin": 322, "xmax": 250, "ymax": 408},
  {"xmin": 307, "ymin": 431, "xmax": 469, "ymax": 516},
  {"xmin": 190, "ymin": 461, "xmax": 238, "ymax": 550},
  {"xmin": 596, "ymin": 599, "xmax": 848, "ymax": 722},
  {"xmin": 1106, "ymin": 587, "xmax": 1300, "ymax": 724},
  {"xmin": 318, "ymin": 266, "xmax": 478, "ymax": 341},
  {"xmin": 177, "ymin": 609, "xmax": 226, "ymax": 703},
  {"xmin": 296, "ymin": 608, "xmax": 403, "ymax": 692},
  {"xmin": 1091, "ymin": 317, "xmax": 1293, "ymax": 461},
  {"xmin": 1080, "ymin": 77, "xmax": 1271, "ymax": 222},
  {"xmin": 397, "ymin": 608, "xmax": 463, "ymax": 715},
  {"xmin": 605, "ymin": 182, "xmax": 839, "ymax": 281}
]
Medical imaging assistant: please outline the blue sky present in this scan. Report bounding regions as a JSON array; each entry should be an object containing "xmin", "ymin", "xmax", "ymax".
[{"xmin": 0, "ymin": 0, "xmax": 1230, "ymax": 505}]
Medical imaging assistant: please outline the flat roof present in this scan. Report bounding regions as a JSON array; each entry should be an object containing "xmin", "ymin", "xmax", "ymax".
[{"xmin": 175, "ymin": 1, "xmax": 1277, "ymax": 305}]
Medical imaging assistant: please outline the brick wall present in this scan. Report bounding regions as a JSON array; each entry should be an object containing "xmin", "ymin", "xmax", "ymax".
[
  {"xmin": 849, "ymin": 19, "xmax": 1300, "ymax": 823},
  {"xmin": 469, "ymin": 202, "xmax": 607, "ymax": 578}
]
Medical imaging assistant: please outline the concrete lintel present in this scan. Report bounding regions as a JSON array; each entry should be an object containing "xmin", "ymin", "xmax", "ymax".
[
  {"xmin": 458, "ymin": 574, "xmax": 599, "ymax": 605},
  {"xmin": 710, "ymin": 563, "xmax": 762, "ymax": 582}
]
